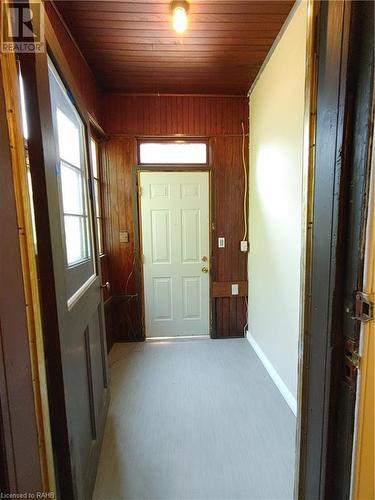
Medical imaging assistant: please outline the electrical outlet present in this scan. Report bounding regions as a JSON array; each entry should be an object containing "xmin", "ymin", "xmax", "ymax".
[
  {"xmin": 231, "ymin": 284, "xmax": 239, "ymax": 295},
  {"xmin": 218, "ymin": 237, "xmax": 225, "ymax": 248},
  {"xmin": 240, "ymin": 240, "xmax": 248, "ymax": 252}
]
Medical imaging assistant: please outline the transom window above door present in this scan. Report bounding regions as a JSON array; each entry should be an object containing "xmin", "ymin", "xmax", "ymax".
[{"xmin": 138, "ymin": 141, "xmax": 208, "ymax": 165}]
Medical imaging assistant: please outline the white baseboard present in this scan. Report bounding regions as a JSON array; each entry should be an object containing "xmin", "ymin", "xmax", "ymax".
[{"xmin": 246, "ymin": 332, "xmax": 297, "ymax": 416}]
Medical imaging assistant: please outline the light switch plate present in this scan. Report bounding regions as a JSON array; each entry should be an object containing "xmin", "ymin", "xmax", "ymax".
[
  {"xmin": 119, "ymin": 231, "xmax": 129, "ymax": 243},
  {"xmin": 218, "ymin": 237, "xmax": 225, "ymax": 248},
  {"xmin": 231, "ymin": 284, "xmax": 239, "ymax": 295}
]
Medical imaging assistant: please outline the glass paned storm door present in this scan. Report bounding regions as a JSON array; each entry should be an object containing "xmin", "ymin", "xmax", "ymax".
[{"xmin": 48, "ymin": 60, "xmax": 96, "ymax": 306}]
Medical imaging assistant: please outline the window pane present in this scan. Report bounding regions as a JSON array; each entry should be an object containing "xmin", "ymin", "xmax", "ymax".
[
  {"xmin": 90, "ymin": 138, "xmax": 98, "ymax": 178},
  {"xmin": 19, "ymin": 72, "xmax": 29, "ymax": 140},
  {"xmin": 61, "ymin": 162, "xmax": 84, "ymax": 215},
  {"xmin": 94, "ymin": 179, "xmax": 101, "ymax": 217},
  {"xmin": 56, "ymin": 108, "xmax": 81, "ymax": 167},
  {"xmin": 97, "ymin": 218, "xmax": 103, "ymax": 254},
  {"xmin": 64, "ymin": 215, "xmax": 86, "ymax": 265},
  {"xmin": 139, "ymin": 142, "xmax": 207, "ymax": 164}
]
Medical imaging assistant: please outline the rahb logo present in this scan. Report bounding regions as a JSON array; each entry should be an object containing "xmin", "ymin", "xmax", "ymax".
[{"xmin": 1, "ymin": 1, "xmax": 45, "ymax": 53}]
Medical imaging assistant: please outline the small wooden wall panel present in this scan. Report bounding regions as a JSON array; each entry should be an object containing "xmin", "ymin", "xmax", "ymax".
[
  {"xmin": 214, "ymin": 297, "xmax": 247, "ymax": 338},
  {"xmin": 212, "ymin": 281, "xmax": 248, "ymax": 298}
]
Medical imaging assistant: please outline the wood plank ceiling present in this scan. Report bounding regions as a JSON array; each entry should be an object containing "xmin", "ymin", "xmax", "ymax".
[{"xmin": 55, "ymin": 1, "xmax": 295, "ymax": 95}]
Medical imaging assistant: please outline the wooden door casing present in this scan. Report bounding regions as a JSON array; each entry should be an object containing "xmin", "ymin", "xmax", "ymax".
[{"xmin": 0, "ymin": 60, "xmax": 43, "ymax": 494}]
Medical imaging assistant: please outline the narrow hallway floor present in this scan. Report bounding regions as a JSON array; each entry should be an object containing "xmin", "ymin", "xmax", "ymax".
[{"xmin": 93, "ymin": 338, "xmax": 296, "ymax": 500}]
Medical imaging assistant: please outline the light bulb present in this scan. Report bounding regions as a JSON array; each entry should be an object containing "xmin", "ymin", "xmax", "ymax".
[{"xmin": 172, "ymin": 5, "xmax": 188, "ymax": 34}]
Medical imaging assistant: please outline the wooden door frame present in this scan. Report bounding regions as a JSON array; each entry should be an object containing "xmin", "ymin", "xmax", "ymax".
[
  {"xmin": 296, "ymin": 1, "xmax": 374, "ymax": 498},
  {"xmin": 351, "ymin": 119, "xmax": 375, "ymax": 500},
  {"xmin": 132, "ymin": 164, "xmax": 213, "ymax": 340},
  {"xmin": 0, "ymin": 57, "xmax": 44, "ymax": 494},
  {"xmin": 325, "ymin": 2, "xmax": 374, "ymax": 496}
]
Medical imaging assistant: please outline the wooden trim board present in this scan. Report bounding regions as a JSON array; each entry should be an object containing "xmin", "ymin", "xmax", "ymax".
[{"xmin": 212, "ymin": 281, "xmax": 248, "ymax": 298}]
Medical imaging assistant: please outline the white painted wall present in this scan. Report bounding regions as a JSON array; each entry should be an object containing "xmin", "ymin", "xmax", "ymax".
[{"xmin": 247, "ymin": 1, "xmax": 308, "ymax": 414}]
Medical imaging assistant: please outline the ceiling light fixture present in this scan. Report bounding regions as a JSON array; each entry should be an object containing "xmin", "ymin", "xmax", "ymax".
[{"xmin": 171, "ymin": 1, "xmax": 189, "ymax": 34}]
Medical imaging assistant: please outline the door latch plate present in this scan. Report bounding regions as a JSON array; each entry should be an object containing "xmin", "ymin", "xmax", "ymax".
[{"xmin": 352, "ymin": 291, "xmax": 373, "ymax": 322}]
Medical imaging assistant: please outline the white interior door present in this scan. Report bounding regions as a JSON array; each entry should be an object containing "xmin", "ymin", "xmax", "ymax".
[{"xmin": 140, "ymin": 171, "xmax": 210, "ymax": 337}]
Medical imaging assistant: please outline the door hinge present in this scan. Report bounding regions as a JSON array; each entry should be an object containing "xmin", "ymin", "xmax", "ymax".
[
  {"xmin": 352, "ymin": 291, "xmax": 373, "ymax": 322},
  {"xmin": 344, "ymin": 338, "xmax": 360, "ymax": 387},
  {"xmin": 138, "ymin": 185, "xmax": 143, "ymax": 197}
]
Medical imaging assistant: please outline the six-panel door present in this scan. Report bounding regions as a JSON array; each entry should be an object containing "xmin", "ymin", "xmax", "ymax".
[{"xmin": 140, "ymin": 171, "xmax": 210, "ymax": 337}]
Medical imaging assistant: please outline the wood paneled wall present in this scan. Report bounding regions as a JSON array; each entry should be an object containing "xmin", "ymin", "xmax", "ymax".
[
  {"xmin": 103, "ymin": 95, "xmax": 248, "ymax": 136},
  {"xmin": 102, "ymin": 95, "xmax": 249, "ymax": 340}
]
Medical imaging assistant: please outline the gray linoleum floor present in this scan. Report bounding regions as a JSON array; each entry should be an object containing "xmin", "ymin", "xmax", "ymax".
[{"xmin": 93, "ymin": 338, "xmax": 296, "ymax": 500}]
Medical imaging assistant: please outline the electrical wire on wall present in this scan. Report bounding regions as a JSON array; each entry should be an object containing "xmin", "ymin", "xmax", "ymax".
[
  {"xmin": 241, "ymin": 120, "xmax": 248, "ymax": 242},
  {"xmin": 243, "ymin": 297, "xmax": 248, "ymax": 337},
  {"xmin": 124, "ymin": 254, "xmax": 136, "ymax": 296},
  {"xmin": 122, "ymin": 253, "xmax": 139, "ymax": 339},
  {"xmin": 241, "ymin": 120, "xmax": 249, "ymax": 337}
]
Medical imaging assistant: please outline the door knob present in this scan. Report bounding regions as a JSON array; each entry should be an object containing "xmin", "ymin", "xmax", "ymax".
[
  {"xmin": 202, "ymin": 267, "xmax": 209, "ymax": 273},
  {"xmin": 101, "ymin": 281, "xmax": 110, "ymax": 291}
]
